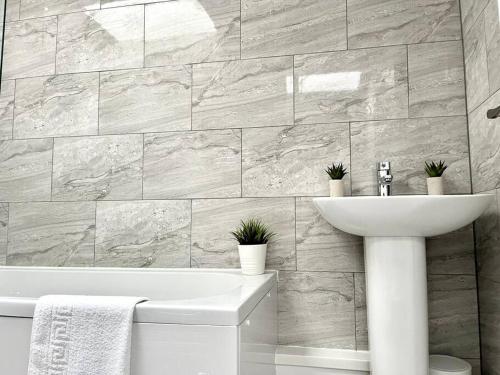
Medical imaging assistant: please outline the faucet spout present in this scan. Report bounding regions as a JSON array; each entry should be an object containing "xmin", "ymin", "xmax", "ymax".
[{"xmin": 377, "ymin": 161, "xmax": 393, "ymax": 197}]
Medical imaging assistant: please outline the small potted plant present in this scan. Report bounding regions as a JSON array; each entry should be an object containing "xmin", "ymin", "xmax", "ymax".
[
  {"xmin": 425, "ymin": 160, "xmax": 448, "ymax": 195},
  {"xmin": 325, "ymin": 162, "xmax": 348, "ymax": 197},
  {"xmin": 231, "ymin": 218, "xmax": 275, "ymax": 276}
]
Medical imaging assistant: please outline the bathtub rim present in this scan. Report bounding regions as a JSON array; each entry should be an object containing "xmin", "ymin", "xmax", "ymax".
[{"xmin": 0, "ymin": 266, "xmax": 277, "ymax": 326}]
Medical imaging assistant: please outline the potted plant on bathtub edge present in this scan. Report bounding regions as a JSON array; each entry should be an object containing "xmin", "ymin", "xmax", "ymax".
[
  {"xmin": 425, "ymin": 160, "xmax": 448, "ymax": 196},
  {"xmin": 231, "ymin": 218, "xmax": 275, "ymax": 276},
  {"xmin": 325, "ymin": 162, "xmax": 348, "ymax": 197}
]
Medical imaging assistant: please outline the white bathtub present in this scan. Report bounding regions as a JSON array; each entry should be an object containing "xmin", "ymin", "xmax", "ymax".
[{"xmin": 0, "ymin": 267, "xmax": 277, "ymax": 375}]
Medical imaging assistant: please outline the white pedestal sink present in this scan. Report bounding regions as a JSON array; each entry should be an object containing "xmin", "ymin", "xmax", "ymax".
[{"xmin": 313, "ymin": 195, "xmax": 493, "ymax": 375}]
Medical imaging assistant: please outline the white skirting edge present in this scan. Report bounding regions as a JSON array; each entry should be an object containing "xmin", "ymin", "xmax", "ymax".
[{"xmin": 275, "ymin": 346, "xmax": 370, "ymax": 372}]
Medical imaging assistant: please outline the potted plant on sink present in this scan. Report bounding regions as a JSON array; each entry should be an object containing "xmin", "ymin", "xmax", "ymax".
[
  {"xmin": 325, "ymin": 162, "xmax": 348, "ymax": 197},
  {"xmin": 425, "ymin": 160, "xmax": 448, "ymax": 195},
  {"xmin": 231, "ymin": 218, "xmax": 275, "ymax": 276}
]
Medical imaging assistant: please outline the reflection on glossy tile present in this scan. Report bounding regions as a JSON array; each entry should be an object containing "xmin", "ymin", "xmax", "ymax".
[
  {"xmin": 14, "ymin": 73, "xmax": 99, "ymax": 139},
  {"xmin": 145, "ymin": 0, "xmax": 240, "ymax": 66},
  {"xmin": 20, "ymin": 0, "xmax": 99, "ymax": 19},
  {"xmin": 56, "ymin": 7, "xmax": 144, "ymax": 74},
  {"xmin": 279, "ymin": 271, "xmax": 355, "ymax": 348},
  {"xmin": 3, "ymin": 17, "xmax": 57, "ymax": 79},
  {"xmin": 191, "ymin": 198, "xmax": 295, "ymax": 270},
  {"xmin": 484, "ymin": 0, "xmax": 500, "ymax": 94},
  {"xmin": 460, "ymin": 0, "xmax": 489, "ymax": 35},
  {"xmin": 243, "ymin": 123, "xmax": 350, "ymax": 197},
  {"xmin": 192, "ymin": 57, "xmax": 293, "ymax": 130},
  {"xmin": 294, "ymin": 47, "xmax": 408, "ymax": 124},
  {"xmin": 241, "ymin": 0, "xmax": 346, "ymax": 58},
  {"xmin": 354, "ymin": 273, "xmax": 368, "ymax": 350},
  {"xmin": 427, "ymin": 226, "xmax": 475, "ymax": 275},
  {"xmin": 464, "ymin": 15, "xmax": 490, "ymax": 112},
  {"xmin": 478, "ymin": 276, "xmax": 500, "ymax": 375},
  {"xmin": 6, "ymin": 0, "xmax": 21, "ymax": 21},
  {"xmin": 0, "ymin": 139, "xmax": 52, "ymax": 201},
  {"xmin": 95, "ymin": 200, "xmax": 191, "ymax": 268},
  {"xmin": 99, "ymin": 66, "xmax": 192, "ymax": 135},
  {"xmin": 351, "ymin": 117, "xmax": 470, "ymax": 195},
  {"xmin": 0, "ymin": 204, "xmax": 7, "ymax": 266},
  {"xmin": 242, "ymin": 123, "xmax": 350, "ymax": 197},
  {"xmin": 347, "ymin": 0, "xmax": 461, "ymax": 49},
  {"xmin": 408, "ymin": 41, "xmax": 466, "ymax": 118},
  {"xmin": 0, "ymin": 81, "xmax": 15, "ymax": 140},
  {"xmin": 296, "ymin": 197, "xmax": 363, "ymax": 272},
  {"xmin": 6, "ymin": 202, "xmax": 95, "ymax": 266},
  {"xmin": 469, "ymin": 89, "xmax": 500, "ymax": 192},
  {"xmin": 52, "ymin": 135, "xmax": 143, "ymax": 201},
  {"xmin": 474, "ymin": 190, "xmax": 500, "ymax": 281},
  {"xmin": 428, "ymin": 275, "xmax": 480, "ymax": 358},
  {"xmin": 143, "ymin": 130, "xmax": 241, "ymax": 199}
]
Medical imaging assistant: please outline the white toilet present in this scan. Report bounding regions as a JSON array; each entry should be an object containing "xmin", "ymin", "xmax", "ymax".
[{"xmin": 430, "ymin": 355, "xmax": 472, "ymax": 375}]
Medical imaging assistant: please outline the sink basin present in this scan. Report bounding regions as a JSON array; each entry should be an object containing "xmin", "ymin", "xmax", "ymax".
[
  {"xmin": 313, "ymin": 194, "xmax": 494, "ymax": 237},
  {"xmin": 313, "ymin": 193, "xmax": 494, "ymax": 375}
]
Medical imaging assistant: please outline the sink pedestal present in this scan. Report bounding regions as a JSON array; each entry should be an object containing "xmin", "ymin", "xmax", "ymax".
[
  {"xmin": 313, "ymin": 195, "xmax": 494, "ymax": 375},
  {"xmin": 365, "ymin": 237, "xmax": 428, "ymax": 375}
]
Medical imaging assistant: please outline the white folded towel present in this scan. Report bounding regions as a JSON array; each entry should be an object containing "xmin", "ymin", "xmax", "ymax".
[{"xmin": 28, "ymin": 295, "xmax": 147, "ymax": 375}]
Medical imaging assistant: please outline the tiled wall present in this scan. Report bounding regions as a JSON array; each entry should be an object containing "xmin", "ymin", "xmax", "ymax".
[
  {"xmin": 0, "ymin": 0, "xmax": 479, "ymax": 360},
  {"xmin": 461, "ymin": 0, "xmax": 500, "ymax": 373}
]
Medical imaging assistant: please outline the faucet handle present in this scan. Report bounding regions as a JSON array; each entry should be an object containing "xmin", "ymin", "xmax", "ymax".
[{"xmin": 377, "ymin": 161, "xmax": 391, "ymax": 171}]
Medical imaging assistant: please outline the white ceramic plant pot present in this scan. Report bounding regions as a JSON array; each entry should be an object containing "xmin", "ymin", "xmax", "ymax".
[
  {"xmin": 238, "ymin": 244, "xmax": 267, "ymax": 276},
  {"xmin": 329, "ymin": 179, "xmax": 345, "ymax": 197},
  {"xmin": 427, "ymin": 177, "xmax": 444, "ymax": 195}
]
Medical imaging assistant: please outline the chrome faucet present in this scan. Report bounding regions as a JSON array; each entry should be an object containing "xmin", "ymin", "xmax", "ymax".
[{"xmin": 377, "ymin": 161, "xmax": 393, "ymax": 197}]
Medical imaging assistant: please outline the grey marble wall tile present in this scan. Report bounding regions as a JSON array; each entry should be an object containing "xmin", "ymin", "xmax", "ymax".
[
  {"xmin": 478, "ymin": 276, "xmax": 500, "ymax": 375},
  {"xmin": 144, "ymin": 0, "xmax": 240, "ymax": 66},
  {"xmin": 469, "ymin": 89, "xmax": 500, "ymax": 192},
  {"xmin": 143, "ymin": 130, "xmax": 241, "ymax": 199},
  {"xmin": 475, "ymin": 190, "xmax": 500, "ymax": 281},
  {"xmin": 191, "ymin": 198, "xmax": 295, "ymax": 270},
  {"xmin": 278, "ymin": 271, "xmax": 355, "ymax": 348},
  {"xmin": 52, "ymin": 135, "xmax": 143, "ymax": 201},
  {"xmin": 56, "ymin": 7, "xmax": 144, "ymax": 74},
  {"xmin": 99, "ymin": 66, "xmax": 191, "ymax": 135},
  {"xmin": 464, "ymin": 14, "xmax": 490, "ymax": 112},
  {"xmin": 241, "ymin": 0, "xmax": 346, "ymax": 59},
  {"xmin": 14, "ymin": 73, "xmax": 99, "ymax": 139},
  {"xmin": 426, "ymin": 225, "xmax": 476, "ymax": 275},
  {"xmin": 0, "ymin": 138, "xmax": 52, "ymax": 201},
  {"xmin": 428, "ymin": 275, "xmax": 480, "ymax": 358},
  {"xmin": 0, "ymin": 81, "xmax": 15, "ymax": 140},
  {"xmin": 294, "ymin": 47, "xmax": 408, "ymax": 124},
  {"xmin": 3, "ymin": 17, "xmax": 57, "ymax": 79},
  {"xmin": 408, "ymin": 41, "xmax": 466, "ymax": 118},
  {"xmin": 351, "ymin": 117, "xmax": 471, "ymax": 195},
  {"xmin": 354, "ymin": 273, "xmax": 368, "ymax": 350},
  {"xmin": 296, "ymin": 197, "xmax": 364, "ymax": 272},
  {"xmin": 243, "ymin": 123, "xmax": 350, "ymax": 197},
  {"xmin": 6, "ymin": 0, "xmax": 21, "ymax": 21},
  {"xmin": 6, "ymin": 202, "xmax": 95, "ymax": 266},
  {"xmin": 460, "ymin": 0, "xmax": 489, "ymax": 35},
  {"xmin": 95, "ymin": 200, "xmax": 191, "ymax": 268},
  {"xmin": 347, "ymin": 0, "xmax": 461, "ymax": 49},
  {"xmin": 192, "ymin": 57, "xmax": 293, "ymax": 130},
  {"xmin": 20, "ymin": 0, "xmax": 99, "ymax": 19},
  {"xmin": 101, "ymin": 0, "xmax": 162, "ymax": 7},
  {"xmin": 0, "ymin": 204, "xmax": 7, "ymax": 266},
  {"xmin": 484, "ymin": 0, "xmax": 500, "ymax": 94}
]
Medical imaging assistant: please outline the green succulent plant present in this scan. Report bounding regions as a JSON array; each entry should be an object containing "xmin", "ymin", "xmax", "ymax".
[
  {"xmin": 231, "ymin": 218, "xmax": 275, "ymax": 246},
  {"xmin": 425, "ymin": 160, "xmax": 448, "ymax": 178},
  {"xmin": 325, "ymin": 162, "xmax": 348, "ymax": 180}
]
